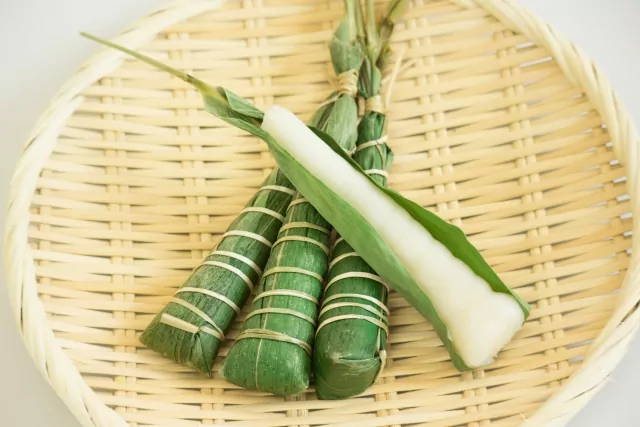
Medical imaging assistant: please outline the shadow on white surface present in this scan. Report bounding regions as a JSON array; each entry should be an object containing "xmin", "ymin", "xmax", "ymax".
[{"xmin": 0, "ymin": 293, "xmax": 79, "ymax": 425}]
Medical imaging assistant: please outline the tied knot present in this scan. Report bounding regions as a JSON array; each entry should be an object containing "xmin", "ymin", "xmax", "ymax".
[
  {"xmin": 365, "ymin": 95, "xmax": 385, "ymax": 114},
  {"xmin": 372, "ymin": 348, "xmax": 387, "ymax": 384},
  {"xmin": 337, "ymin": 69, "xmax": 359, "ymax": 98}
]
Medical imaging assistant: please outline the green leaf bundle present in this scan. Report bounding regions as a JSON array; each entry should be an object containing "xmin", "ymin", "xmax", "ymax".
[
  {"xmin": 218, "ymin": 190, "xmax": 330, "ymax": 396},
  {"xmin": 219, "ymin": 4, "xmax": 364, "ymax": 396},
  {"xmin": 312, "ymin": 115, "xmax": 392, "ymax": 399},
  {"xmin": 139, "ymin": 170, "xmax": 294, "ymax": 375},
  {"xmin": 82, "ymin": 31, "xmax": 530, "ymax": 375},
  {"xmin": 313, "ymin": 0, "xmax": 409, "ymax": 400}
]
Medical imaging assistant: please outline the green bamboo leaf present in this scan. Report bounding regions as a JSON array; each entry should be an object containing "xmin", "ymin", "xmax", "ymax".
[
  {"xmin": 219, "ymin": 8, "xmax": 362, "ymax": 394},
  {"xmin": 138, "ymin": 169, "xmax": 295, "ymax": 376},
  {"xmin": 314, "ymin": 2, "xmax": 402, "ymax": 398},
  {"xmin": 378, "ymin": 0, "xmax": 410, "ymax": 66},
  {"xmin": 223, "ymin": 88, "xmax": 265, "ymax": 120},
  {"xmin": 219, "ymin": 99, "xmax": 358, "ymax": 395},
  {"xmin": 80, "ymin": 33, "xmax": 262, "ymax": 128},
  {"xmin": 313, "ymin": 110, "xmax": 392, "ymax": 399},
  {"xmin": 219, "ymin": 192, "xmax": 331, "ymax": 396}
]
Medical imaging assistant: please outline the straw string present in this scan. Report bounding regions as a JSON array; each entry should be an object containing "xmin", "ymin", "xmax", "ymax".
[
  {"xmin": 319, "ymin": 68, "xmax": 359, "ymax": 109},
  {"xmin": 365, "ymin": 95, "xmax": 385, "ymax": 114},
  {"xmin": 253, "ymin": 289, "xmax": 319, "ymax": 305},
  {"xmin": 279, "ymin": 221, "xmax": 331, "ymax": 235},
  {"xmin": 364, "ymin": 169, "xmax": 389, "ymax": 178},
  {"xmin": 272, "ymin": 235, "xmax": 330, "ymax": 255},
  {"xmin": 159, "ymin": 314, "xmax": 223, "ymax": 340},
  {"xmin": 287, "ymin": 197, "xmax": 310, "ymax": 211},
  {"xmin": 316, "ymin": 314, "xmax": 388, "ymax": 335},
  {"xmin": 261, "ymin": 266, "xmax": 324, "ymax": 283},
  {"xmin": 372, "ymin": 348, "xmax": 387, "ymax": 385},
  {"xmin": 321, "ymin": 293, "xmax": 390, "ymax": 316},
  {"xmin": 165, "ymin": 298, "xmax": 224, "ymax": 338},
  {"xmin": 239, "ymin": 206, "xmax": 285, "ymax": 223},
  {"xmin": 174, "ymin": 287, "xmax": 241, "ymax": 314},
  {"xmin": 328, "ymin": 251, "xmax": 359, "ymax": 269},
  {"xmin": 200, "ymin": 260, "xmax": 254, "ymax": 291},
  {"xmin": 318, "ymin": 301, "xmax": 388, "ymax": 320},
  {"xmin": 325, "ymin": 272, "xmax": 389, "ymax": 293},
  {"xmin": 208, "ymin": 250, "xmax": 263, "ymax": 276},
  {"xmin": 354, "ymin": 135, "xmax": 389, "ymax": 154},
  {"xmin": 380, "ymin": 46, "xmax": 414, "ymax": 110},
  {"xmin": 235, "ymin": 329, "xmax": 313, "ymax": 356},
  {"xmin": 221, "ymin": 230, "xmax": 273, "ymax": 248},
  {"xmin": 257, "ymin": 184, "xmax": 297, "ymax": 196},
  {"xmin": 336, "ymin": 69, "xmax": 359, "ymax": 97},
  {"xmin": 245, "ymin": 308, "xmax": 317, "ymax": 326}
]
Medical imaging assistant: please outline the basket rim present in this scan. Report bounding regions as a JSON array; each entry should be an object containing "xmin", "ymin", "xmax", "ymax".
[{"xmin": 4, "ymin": 0, "xmax": 640, "ymax": 426}]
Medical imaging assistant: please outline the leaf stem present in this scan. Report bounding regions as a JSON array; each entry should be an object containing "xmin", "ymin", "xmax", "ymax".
[
  {"xmin": 364, "ymin": 0, "xmax": 379, "ymax": 58},
  {"xmin": 80, "ymin": 32, "xmax": 218, "ymax": 98},
  {"xmin": 352, "ymin": 0, "xmax": 366, "ymax": 44}
]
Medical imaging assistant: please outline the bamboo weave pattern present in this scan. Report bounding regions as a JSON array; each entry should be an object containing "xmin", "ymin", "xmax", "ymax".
[{"xmin": 5, "ymin": 0, "xmax": 640, "ymax": 426}]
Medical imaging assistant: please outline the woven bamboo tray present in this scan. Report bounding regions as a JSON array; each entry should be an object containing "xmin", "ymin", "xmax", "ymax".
[{"xmin": 5, "ymin": 0, "xmax": 640, "ymax": 426}]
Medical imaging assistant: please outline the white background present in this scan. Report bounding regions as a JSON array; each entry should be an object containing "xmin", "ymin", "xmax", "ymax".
[{"xmin": 1, "ymin": 1, "xmax": 640, "ymax": 426}]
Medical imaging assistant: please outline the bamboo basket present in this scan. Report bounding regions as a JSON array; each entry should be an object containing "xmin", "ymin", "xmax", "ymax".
[{"xmin": 5, "ymin": 0, "xmax": 640, "ymax": 426}]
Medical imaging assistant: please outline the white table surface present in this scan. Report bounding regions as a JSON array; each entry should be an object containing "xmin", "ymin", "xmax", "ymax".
[{"xmin": 2, "ymin": 1, "xmax": 640, "ymax": 426}]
